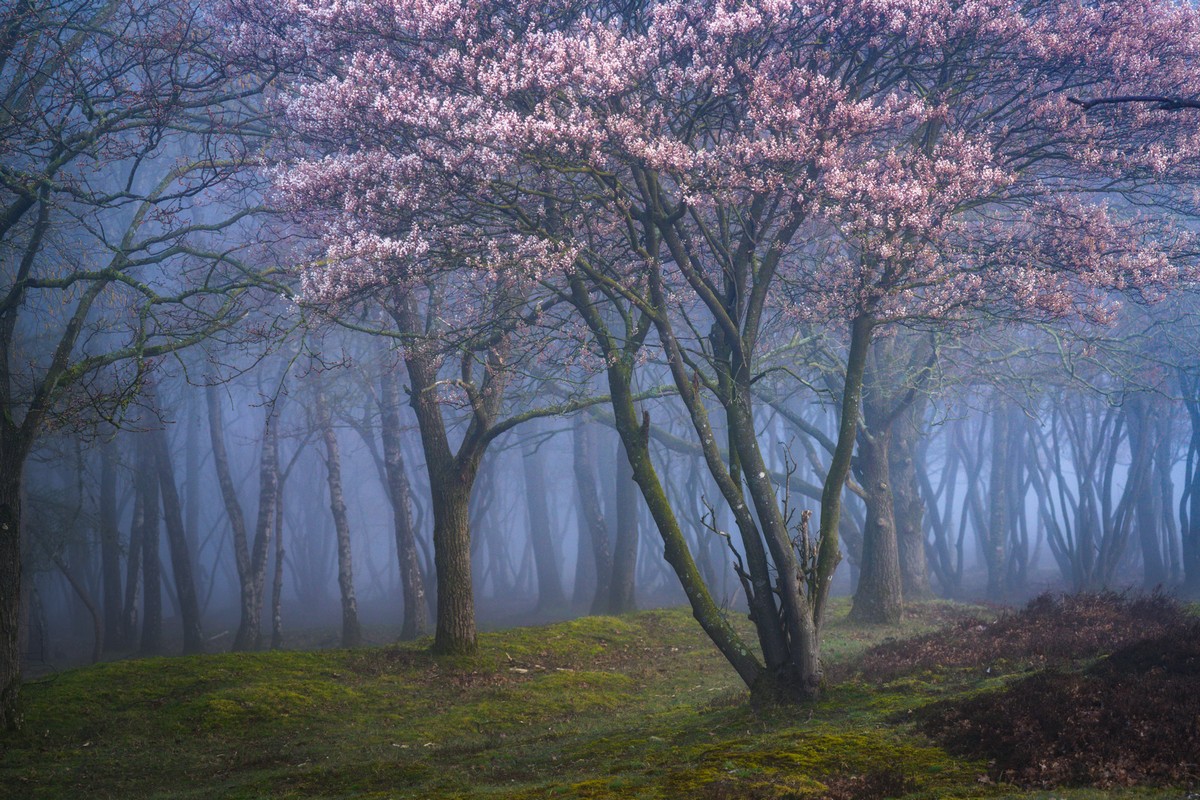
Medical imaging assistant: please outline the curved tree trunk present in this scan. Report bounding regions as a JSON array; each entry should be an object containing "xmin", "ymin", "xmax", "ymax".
[{"xmin": 208, "ymin": 385, "xmax": 278, "ymax": 652}]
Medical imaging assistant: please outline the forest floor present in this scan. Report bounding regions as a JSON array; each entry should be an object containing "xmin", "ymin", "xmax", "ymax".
[{"xmin": 1, "ymin": 595, "xmax": 1195, "ymax": 799}]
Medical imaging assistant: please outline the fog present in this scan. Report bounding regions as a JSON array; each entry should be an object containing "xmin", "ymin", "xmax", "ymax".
[
  {"xmin": 20, "ymin": 309, "xmax": 1200, "ymax": 669},
  {"xmin": 4, "ymin": 0, "xmax": 1200, "ymax": 712}
]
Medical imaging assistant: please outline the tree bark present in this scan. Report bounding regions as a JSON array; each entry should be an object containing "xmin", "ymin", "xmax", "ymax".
[
  {"xmin": 316, "ymin": 386, "xmax": 362, "ymax": 648},
  {"xmin": 567, "ymin": 271, "xmax": 763, "ymax": 693},
  {"xmin": 849, "ymin": 427, "xmax": 903, "ymax": 623}
]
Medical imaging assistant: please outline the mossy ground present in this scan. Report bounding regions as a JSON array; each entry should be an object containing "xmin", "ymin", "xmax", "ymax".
[{"xmin": 0, "ymin": 600, "xmax": 1183, "ymax": 799}]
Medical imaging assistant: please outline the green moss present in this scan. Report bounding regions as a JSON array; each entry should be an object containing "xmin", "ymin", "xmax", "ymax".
[{"xmin": 0, "ymin": 604, "xmax": 1178, "ymax": 800}]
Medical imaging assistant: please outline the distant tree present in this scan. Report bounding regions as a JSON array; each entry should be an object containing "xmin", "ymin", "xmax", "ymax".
[{"xmin": 0, "ymin": 0, "xmax": 270, "ymax": 727}]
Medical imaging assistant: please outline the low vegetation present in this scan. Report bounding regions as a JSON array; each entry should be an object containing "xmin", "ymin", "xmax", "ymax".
[{"xmin": 1, "ymin": 597, "xmax": 1192, "ymax": 799}]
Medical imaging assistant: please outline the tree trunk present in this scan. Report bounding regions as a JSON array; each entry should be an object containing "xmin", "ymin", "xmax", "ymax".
[
  {"xmin": 608, "ymin": 362, "xmax": 763, "ymax": 690},
  {"xmin": 400, "ymin": 319, "xmax": 490, "ymax": 656},
  {"xmin": 152, "ymin": 425, "xmax": 205, "ymax": 654},
  {"xmin": 984, "ymin": 407, "xmax": 1010, "ymax": 600},
  {"xmin": 99, "ymin": 439, "xmax": 123, "ymax": 652},
  {"xmin": 271, "ymin": 474, "xmax": 285, "ymax": 649},
  {"xmin": 522, "ymin": 425, "xmax": 565, "ymax": 613},
  {"xmin": 428, "ymin": 475, "xmax": 476, "ymax": 653},
  {"xmin": 242, "ymin": 409, "xmax": 278, "ymax": 650},
  {"xmin": 208, "ymin": 385, "xmax": 277, "ymax": 652},
  {"xmin": 380, "ymin": 362, "xmax": 428, "ymax": 639},
  {"xmin": 572, "ymin": 417, "xmax": 612, "ymax": 614},
  {"xmin": 850, "ymin": 423, "xmax": 903, "ymax": 623},
  {"xmin": 121, "ymin": 486, "xmax": 143, "ymax": 649},
  {"xmin": 0, "ymin": 443, "xmax": 23, "ymax": 731},
  {"xmin": 891, "ymin": 401, "xmax": 933, "ymax": 600},
  {"xmin": 609, "ymin": 437, "xmax": 639, "ymax": 614},
  {"xmin": 1126, "ymin": 395, "xmax": 1167, "ymax": 588},
  {"xmin": 138, "ymin": 436, "xmax": 163, "ymax": 656},
  {"xmin": 316, "ymin": 387, "xmax": 362, "ymax": 648}
]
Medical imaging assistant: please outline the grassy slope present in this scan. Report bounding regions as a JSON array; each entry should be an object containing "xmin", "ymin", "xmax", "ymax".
[{"xmin": 0, "ymin": 601, "xmax": 1179, "ymax": 799}]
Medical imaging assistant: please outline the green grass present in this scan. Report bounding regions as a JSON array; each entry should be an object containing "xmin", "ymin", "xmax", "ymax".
[{"xmin": 0, "ymin": 601, "xmax": 1184, "ymax": 799}]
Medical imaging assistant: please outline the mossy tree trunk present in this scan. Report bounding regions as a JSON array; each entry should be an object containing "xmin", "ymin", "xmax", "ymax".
[{"xmin": 566, "ymin": 271, "xmax": 765, "ymax": 693}]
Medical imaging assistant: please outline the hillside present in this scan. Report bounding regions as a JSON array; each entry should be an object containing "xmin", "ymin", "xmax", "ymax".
[{"xmin": 0, "ymin": 599, "xmax": 1188, "ymax": 799}]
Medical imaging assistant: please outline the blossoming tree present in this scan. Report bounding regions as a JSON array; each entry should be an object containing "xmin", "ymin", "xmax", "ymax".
[{"xmin": 231, "ymin": 0, "xmax": 1200, "ymax": 700}]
